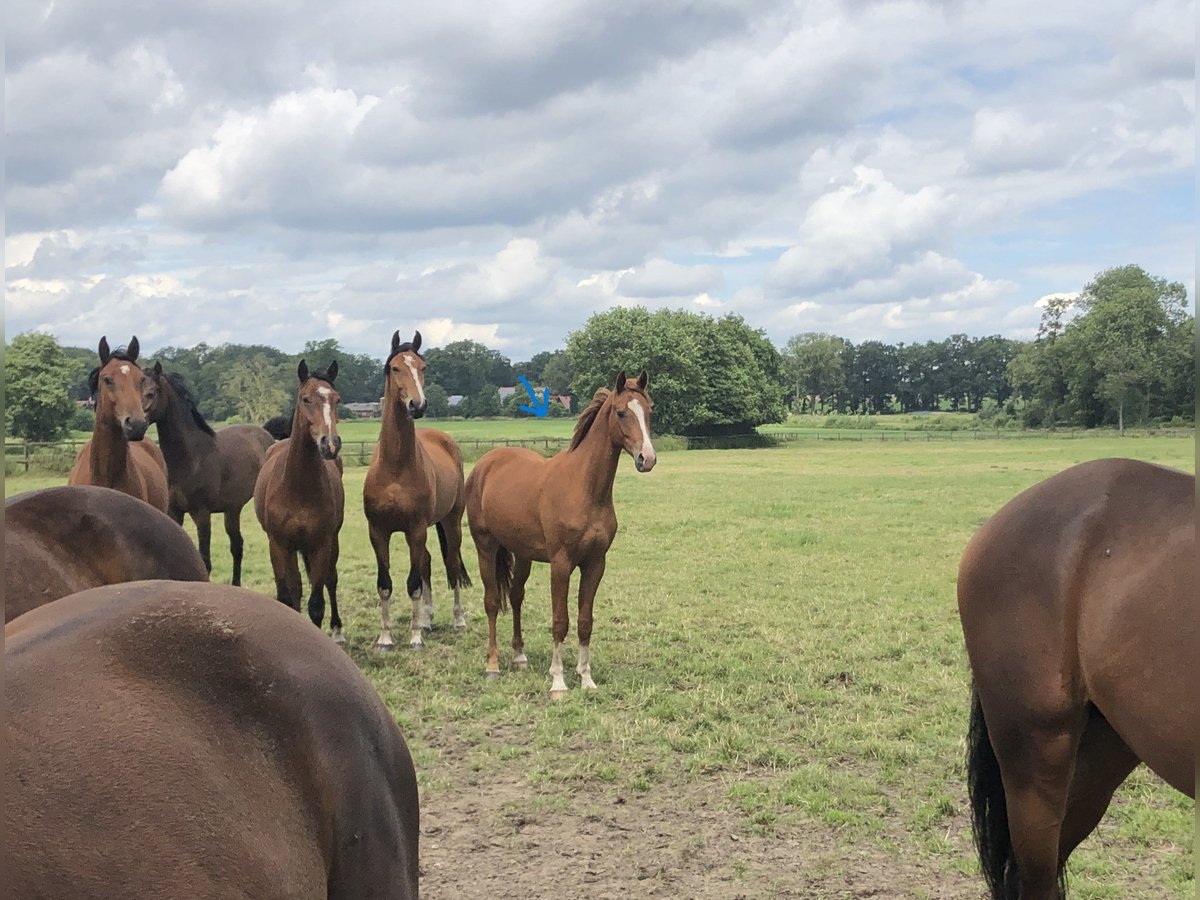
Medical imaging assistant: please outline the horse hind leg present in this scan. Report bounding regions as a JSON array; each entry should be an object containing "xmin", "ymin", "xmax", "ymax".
[
  {"xmin": 574, "ymin": 557, "xmax": 606, "ymax": 691},
  {"xmin": 473, "ymin": 537, "xmax": 505, "ymax": 679},
  {"xmin": 509, "ymin": 556, "xmax": 532, "ymax": 670},
  {"xmin": 193, "ymin": 509, "xmax": 214, "ymax": 575},
  {"xmin": 437, "ymin": 518, "xmax": 470, "ymax": 630},
  {"xmin": 404, "ymin": 530, "xmax": 431, "ymax": 649},
  {"xmin": 326, "ymin": 536, "xmax": 343, "ymax": 644},
  {"xmin": 369, "ymin": 523, "xmax": 395, "ymax": 651},
  {"xmin": 223, "ymin": 507, "xmax": 245, "ymax": 586},
  {"xmin": 1058, "ymin": 708, "xmax": 1138, "ymax": 862}
]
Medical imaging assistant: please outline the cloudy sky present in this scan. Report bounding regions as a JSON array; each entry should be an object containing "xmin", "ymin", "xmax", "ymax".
[{"xmin": 6, "ymin": 0, "xmax": 1194, "ymax": 359}]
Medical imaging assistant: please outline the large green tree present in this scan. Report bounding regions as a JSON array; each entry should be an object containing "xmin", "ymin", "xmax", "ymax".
[
  {"xmin": 424, "ymin": 340, "xmax": 516, "ymax": 396},
  {"xmin": 565, "ymin": 307, "xmax": 786, "ymax": 435},
  {"xmin": 781, "ymin": 333, "xmax": 846, "ymax": 413},
  {"xmin": 5, "ymin": 332, "xmax": 79, "ymax": 440}
]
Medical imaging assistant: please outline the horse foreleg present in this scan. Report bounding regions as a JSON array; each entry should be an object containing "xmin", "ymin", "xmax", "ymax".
[
  {"xmin": 268, "ymin": 539, "xmax": 301, "ymax": 612},
  {"xmin": 369, "ymin": 523, "xmax": 395, "ymax": 651},
  {"xmin": 420, "ymin": 542, "xmax": 434, "ymax": 633},
  {"xmin": 575, "ymin": 556, "xmax": 606, "ymax": 691},
  {"xmin": 475, "ymin": 538, "xmax": 503, "ymax": 678},
  {"xmin": 304, "ymin": 544, "xmax": 331, "ymax": 630},
  {"xmin": 548, "ymin": 556, "xmax": 573, "ymax": 700},
  {"xmin": 223, "ymin": 508, "xmax": 245, "ymax": 586},
  {"xmin": 444, "ymin": 515, "xmax": 470, "ymax": 629},
  {"xmin": 509, "ymin": 556, "xmax": 532, "ymax": 670},
  {"xmin": 327, "ymin": 535, "xmax": 343, "ymax": 644},
  {"xmin": 192, "ymin": 509, "xmax": 213, "ymax": 575},
  {"xmin": 404, "ymin": 530, "xmax": 431, "ymax": 648}
]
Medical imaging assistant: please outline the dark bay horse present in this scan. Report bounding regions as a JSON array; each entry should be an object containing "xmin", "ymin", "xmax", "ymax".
[
  {"xmin": 5, "ymin": 580, "xmax": 419, "ymax": 899},
  {"xmin": 958, "ymin": 458, "xmax": 1194, "ymax": 900},
  {"xmin": 253, "ymin": 361, "xmax": 346, "ymax": 636},
  {"xmin": 142, "ymin": 362, "xmax": 275, "ymax": 584},
  {"xmin": 364, "ymin": 331, "xmax": 471, "ymax": 650},
  {"xmin": 4, "ymin": 485, "xmax": 208, "ymax": 622},
  {"xmin": 68, "ymin": 336, "xmax": 169, "ymax": 512},
  {"xmin": 465, "ymin": 371, "xmax": 657, "ymax": 698}
]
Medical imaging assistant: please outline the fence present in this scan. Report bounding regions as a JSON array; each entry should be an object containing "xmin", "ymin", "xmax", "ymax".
[{"xmin": 6, "ymin": 427, "xmax": 1192, "ymax": 475}]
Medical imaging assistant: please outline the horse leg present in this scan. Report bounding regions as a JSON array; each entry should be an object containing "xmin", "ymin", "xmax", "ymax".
[
  {"xmin": 192, "ymin": 509, "xmax": 213, "ymax": 576},
  {"xmin": 369, "ymin": 523, "xmax": 395, "ymax": 651},
  {"xmin": 223, "ymin": 507, "xmax": 245, "ymax": 586},
  {"xmin": 1057, "ymin": 711, "xmax": 1139, "ymax": 861},
  {"xmin": 327, "ymin": 535, "xmax": 343, "ymax": 644},
  {"xmin": 304, "ymin": 544, "xmax": 330, "ymax": 630},
  {"xmin": 575, "ymin": 556, "xmax": 606, "ymax": 691},
  {"xmin": 548, "ymin": 556, "xmax": 573, "ymax": 700},
  {"xmin": 420, "ymin": 543, "xmax": 434, "ymax": 633},
  {"xmin": 443, "ymin": 515, "xmax": 469, "ymax": 629},
  {"xmin": 510, "ymin": 556, "xmax": 532, "ymax": 670},
  {"xmin": 404, "ymin": 530, "xmax": 430, "ymax": 649},
  {"xmin": 474, "ymin": 537, "xmax": 503, "ymax": 678},
  {"xmin": 269, "ymin": 540, "xmax": 302, "ymax": 612}
]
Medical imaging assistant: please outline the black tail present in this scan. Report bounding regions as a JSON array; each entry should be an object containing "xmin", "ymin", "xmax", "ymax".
[
  {"xmin": 494, "ymin": 546, "xmax": 513, "ymax": 613},
  {"xmin": 967, "ymin": 688, "xmax": 1018, "ymax": 900},
  {"xmin": 435, "ymin": 522, "xmax": 473, "ymax": 589}
]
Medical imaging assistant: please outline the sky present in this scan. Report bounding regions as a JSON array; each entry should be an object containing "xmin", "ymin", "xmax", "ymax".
[{"xmin": 5, "ymin": 0, "xmax": 1195, "ymax": 360}]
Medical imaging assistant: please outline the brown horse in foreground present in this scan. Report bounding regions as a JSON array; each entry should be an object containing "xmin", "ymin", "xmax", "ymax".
[
  {"xmin": 958, "ymin": 458, "xmax": 1195, "ymax": 900},
  {"xmin": 4, "ymin": 485, "xmax": 209, "ymax": 622},
  {"xmin": 5, "ymin": 580, "xmax": 419, "ymax": 899},
  {"xmin": 364, "ymin": 331, "xmax": 471, "ymax": 650},
  {"xmin": 68, "ymin": 336, "xmax": 169, "ymax": 512},
  {"xmin": 254, "ymin": 360, "xmax": 346, "ymax": 635},
  {"xmin": 142, "ymin": 362, "xmax": 275, "ymax": 584},
  {"xmin": 466, "ymin": 371, "xmax": 656, "ymax": 698}
]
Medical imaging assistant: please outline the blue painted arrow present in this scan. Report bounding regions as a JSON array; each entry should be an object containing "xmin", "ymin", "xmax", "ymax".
[{"xmin": 517, "ymin": 375, "xmax": 550, "ymax": 418}]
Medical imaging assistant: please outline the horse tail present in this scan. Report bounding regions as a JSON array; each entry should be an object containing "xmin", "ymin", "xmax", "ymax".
[
  {"xmin": 494, "ymin": 546, "xmax": 513, "ymax": 614},
  {"xmin": 967, "ymin": 687, "xmax": 1017, "ymax": 900},
  {"xmin": 435, "ymin": 522, "xmax": 472, "ymax": 589}
]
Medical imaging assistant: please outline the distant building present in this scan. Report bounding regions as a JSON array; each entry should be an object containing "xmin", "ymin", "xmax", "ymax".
[
  {"xmin": 345, "ymin": 402, "xmax": 381, "ymax": 418},
  {"xmin": 553, "ymin": 394, "xmax": 572, "ymax": 411},
  {"xmin": 447, "ymin": 395, "xmax": 465, "ymax": 408},
  {"xmin": 497, "ymin": 385, "xmax": 518, "ymax": 400}
]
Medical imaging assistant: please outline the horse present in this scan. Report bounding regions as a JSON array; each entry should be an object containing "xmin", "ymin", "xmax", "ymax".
[
  {"xmin": 363, "ymin": 330, "xmax": 472, "ymax": 651},
  {"xmin": 67, "ymin": 336, "xmax": 169, "ymax": 512},
  {"xmin": 958, "ymin": 458, "xmax": 1194, "ymax": 900},
  {"xmin": 5, "ymin": 580, "xmax": 419, "ymax": 899},
  {"xmin": 253, "ymin": 360, "xmax": 346, "ymax": 636},
  {"xmin": 141, "ymin": 362, "xmax": 275, "ymax": 584},
  {"xmin": 465, "ymin": 370, "xmax": 656, "ymax": 698},
  {"xmin": 4, "ymin": 485, "xmax": 209, "ymax": 622}
]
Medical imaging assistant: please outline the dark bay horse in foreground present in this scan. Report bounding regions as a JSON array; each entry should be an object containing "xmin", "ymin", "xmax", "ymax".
[
  {"xmin": 254, "ymin": 361, "xmax": 346, "ymax": 636},
  {"xmin": 364, "ymin": 331, "xmax": 471, "ymax": 650},
  {"xmin": 958, "ymin": 458, "xmax": 1194, "ymax": 899},
  {"xmin": 5, "ymin": 580, "xmax": 419, "ymax": 899},
  {"xmin": 4, "ymin": 485, "xmax": 208, "ymax": 622},
  {"xmin": 142, "ymin": 362, "xmax": 275, "ymax": 584},
  {"xmin": 68, "ymin": 336, "xmax": 169, "ymax": 512},
  {"xmin": 466, "ymin": 371, "xmax": 656, "ymax": 698}
]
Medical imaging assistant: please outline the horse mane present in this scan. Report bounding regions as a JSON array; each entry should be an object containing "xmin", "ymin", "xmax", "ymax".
[
  {"xmin": 163, "ymin": 372, "xmax": 216, "ymax": 436},
  {"xmin": 305, "ymin": 368, "xmax": 337, "ymax": 386},
  {"xmin": 569, "ymin": 388, "xmax": 611, "ymax": 451},
  {"xmin": 87, "ymin": 350, "xmax": 140, "ymax": 399},
  {"xmin": 384, "ymin": 342, "xmax": 421, "ymax": 370},
  {"xmin": 263, "ymin": 415, "xmax": 292, "ymax": 440}
]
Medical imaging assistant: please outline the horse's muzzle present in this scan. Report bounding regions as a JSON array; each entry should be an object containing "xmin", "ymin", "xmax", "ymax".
[
  {"xmin": 635, "ymin": 451, "xmax": 657, "ymax": 473},
  {"xmin": 123, "ymin": 417, "xmax": 149, "ymax": 441},
  {"xmin": 319, "ymin": 435, "xmax": 342, "ymax": 460},
  {"xmin": 408, "ymin": 400, "xmax": 427, "ymax": 419}
]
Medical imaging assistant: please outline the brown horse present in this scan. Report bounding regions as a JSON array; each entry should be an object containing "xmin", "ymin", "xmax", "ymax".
[
  {"xmin": 466, "ymin": 371, "xmax": 657, "ymax": 698},
  {"xmin": 253, "ymin": 360, "xmax": 346, "ymax": 636},
  {"xmin": 4, "ymin": 485, "xmax": 209, "ymax": 622},
  {"xmin": 364, "ymin": 330, "xmax": 472, "ymax": 650},
  {"xmin": 5, "ymin": 580, "xmax": 419, "ymax": 899},
  {"xmin": 958, "ymin": 458, "xmax": 1195, "ymax": 900},
  {"xmin": 67, "ymin": 336, "xmax": 169, "ymax": 512},
  {"xmin": 142, "ymin": 362, "xmax": 275, "ymax": 584}
]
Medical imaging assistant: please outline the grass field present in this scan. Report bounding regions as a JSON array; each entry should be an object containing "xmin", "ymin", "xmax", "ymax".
[{"xmin": 5, "ymin": 435, "xmax": 1194, "ymax": 897}]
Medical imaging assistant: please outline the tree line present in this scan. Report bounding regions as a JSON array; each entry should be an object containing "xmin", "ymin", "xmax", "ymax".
[{"xmin": 4, "ymin": 265, "xmax": 1192, "ymax": 442}]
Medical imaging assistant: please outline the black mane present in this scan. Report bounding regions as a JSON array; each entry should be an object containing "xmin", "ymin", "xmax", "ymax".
[
  {"xmin": 306, "ymin": 368, "xmax": 338, "ymax": 385},
  {"xmin": 384, "ymin": 342, "xmax": 421, "ymax": 370},
  {"xmin": 87, "ymin": 350, "xmax": 140, "ymax": 399},
  {"xmin": 164, "ymin": 372, "xmax": 216, "ymax": 436}
]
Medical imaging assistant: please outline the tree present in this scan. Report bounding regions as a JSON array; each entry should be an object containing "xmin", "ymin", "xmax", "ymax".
[
  {"xmin": 465, "ymin": 384, "xmax": 501, "ymax": 418},
  {"xmin": 5, "ymin": 332, "xmax": 79, "ymax": 441},
  {"xmin": 565, "ymin": 307, "xmax": 786, "ymax": 435},
  {"xmin": 219, "ymin": 357, "xmax": 292, "ymax": 423},
  {"xmin": 424, "ymin": 382, "xmax": 451, "ymax": 418},
  {"xmin": 781, "ymin": 333, "xmax": 846, "ymax": 413},
  {"xmin": 424, "ymin": 340, "xmax": 515, "ymax": 396}
]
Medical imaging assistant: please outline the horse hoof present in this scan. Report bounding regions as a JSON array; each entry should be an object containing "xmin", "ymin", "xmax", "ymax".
[
  {"xmin": 513, "ymin": 656, "xmax": 528, "ymax": 670},
  {"xmin": 549, "ymin": 689, "xmax": 568, "ymax": 701},
  {"xmin": 454, "ymin": 621, "xmax": 467, "ymax": 631},
  {"xmin": 376, "ymin": 643, "xmax": 395, "ymax": 653},
  {"xmin": 485, "ymin": 671, "xmax": 501, "ymax": 681},
  {"xmin": 331, "ymin": 629, "xmax": 345, "ymax": 645},
  {"xmin": 409, "ymin": 641, "xmax": 425, "ymax": 651}
]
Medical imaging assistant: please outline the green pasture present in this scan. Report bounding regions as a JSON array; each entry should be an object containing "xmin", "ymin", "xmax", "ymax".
[{"xmin": 5, "ymin": 435, "xmax": 1194, "ymax": 897}]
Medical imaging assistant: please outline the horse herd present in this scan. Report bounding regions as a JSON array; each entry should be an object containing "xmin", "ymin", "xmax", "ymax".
[{"xmin": 4, "ymin": 330, "xmax": 1194, "ymax": 899}]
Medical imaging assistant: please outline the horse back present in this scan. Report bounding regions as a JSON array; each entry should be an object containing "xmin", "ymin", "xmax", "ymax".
[
  {"xmin": 5, "ymin": 581, "xmax": 419, "ymax": 899},
  {"xmin": 131, "ymin": 439, "xmax": 170, "ymax": 511},
  {"xmin": 214, "ymin": 424, "xmax": 276, "ymax": 511}
]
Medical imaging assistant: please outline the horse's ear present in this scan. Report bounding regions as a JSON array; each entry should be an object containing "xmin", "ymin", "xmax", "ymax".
[
  {"xmin": 614, "ymin": 370, "xmax": 627, "ymax": 393},
  {"xmin": 412, "ymin": 331, "xmax": 422, "ymax": 353},
  {"xmin": 152, "ymin": 361, "xmax": 163, "ymax": 377},
  {"xmin": 391, "ymin": 330, "xmax": 401, "ymax": 354},
  {"xmin": 98, "ymin": 336, "xmax": 111, "ymax": 364},
  {"xmin": 298, "ymin": 359, "xmax": 309, "ymax": 382},
  {"xmin": 327, "ymin": 360, "xmax": 339, "ymax": 382},
  {"xmin": 637, "ymin": 370, "xmax": 648, "ymax": 390},
  {"xmin": 127, "ymin": 336, "xmax": 140, "ymax": 362}
]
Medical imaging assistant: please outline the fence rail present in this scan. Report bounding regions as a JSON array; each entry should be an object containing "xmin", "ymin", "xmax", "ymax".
[{"xmin": 5, "ymin": 427, "xmax": 1192, "ymax": 474}]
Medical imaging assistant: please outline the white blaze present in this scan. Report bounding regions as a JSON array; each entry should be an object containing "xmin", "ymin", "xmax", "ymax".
[
  {"xmin": 628, "ymin": 399, "xmax": 654, "ymax": 456},
  {"xmin": 403, "ymin": 354, "xmax": 425, "ymax": 403},
  {"xmin": 317, "ymin": 386, "xmax": 332, "ymax": 429},
  {"xmin": 119, "ymin": 365, "xmax": 131, "ymax": 374}
]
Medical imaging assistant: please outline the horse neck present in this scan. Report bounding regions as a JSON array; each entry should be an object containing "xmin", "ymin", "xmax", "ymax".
[
  {"xmin": 283, "ymin": 408, "xmax": 325, "ymax": 489},
  {"xmin": 90, "ymin": 400, "xmax": 131, "ymax": 485},
  {"xmin": 154, "ymin": 384, "xmax": 213, "ymax": 470},
  {"xmin": 567, "ymin": 404, "xmax": 621, "ymax": 505},
  {"xmin": 378, "ymin": 394, "xmax": 423, "ymax": 472}
]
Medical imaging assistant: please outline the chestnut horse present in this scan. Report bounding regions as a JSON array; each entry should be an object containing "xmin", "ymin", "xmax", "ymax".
[
  {"xmin": 959, "ymin": 458, "xmax": 1195, "ymax": 899},
  {"xmin": 466, "ymin": 371, "xmax": 656, "ymax": 698},
  {"xmin": 4, "ymin": 485, "xmax": 209, "ymax": 622},
  {"xmin": 364, "ymin": 330, "xmax": 471, "ymax": 650},
  {"xmin": 68, "ymin": 336, "xmax": 169, "ymax": 512},
  {"xmin": 142, "ymin": 362, "xmax": 275, "ymax": 584},
  {"xmin": 253, "ymin": 361, "xmax": 345, "ymax": 636},
  {"xmin": 6, "ymin": 580, "xmax": 419, "ymax": 899}
]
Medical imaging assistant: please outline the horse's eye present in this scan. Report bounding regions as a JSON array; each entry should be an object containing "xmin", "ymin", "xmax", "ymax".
[
  {"xmin": 616, "ymin": 410, "xmax": 627, "ymax": 419},
  {"xmin": 103, "ymin": 376, "xmax": 115, "ymax": 387},
  {"xmin": 301, "ymin": 397, "xmax": 311, "ymax": 405}
]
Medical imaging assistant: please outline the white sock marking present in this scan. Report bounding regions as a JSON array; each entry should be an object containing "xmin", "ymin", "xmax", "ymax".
[{"xmin": 550, "ymin": 641, "xmax": 568, "ymax": 695}]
